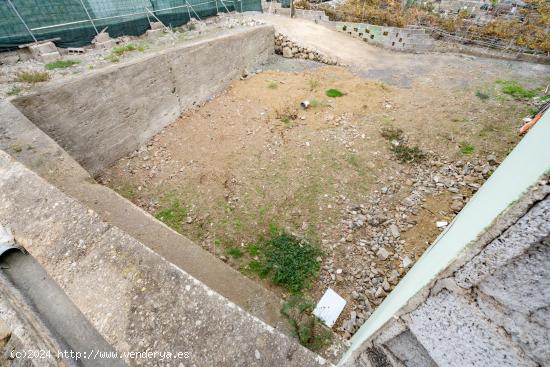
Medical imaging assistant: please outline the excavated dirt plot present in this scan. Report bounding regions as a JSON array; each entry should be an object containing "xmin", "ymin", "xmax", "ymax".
[{"xmin": 100, "ymin": 57, "xmax": 549, "ymax": 338}]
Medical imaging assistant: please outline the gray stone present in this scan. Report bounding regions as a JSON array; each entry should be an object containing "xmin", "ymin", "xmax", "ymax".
[
  {"xmin": 389, "ymin": 224, "xmax": 400, "ymax": 238},
  {"xmin": 377, "ymin": 247, "xmax": 390, "ymax": 260},
  {"xmin": 282, "ymin": 46, "xmax": 293, "ymax": 58}
]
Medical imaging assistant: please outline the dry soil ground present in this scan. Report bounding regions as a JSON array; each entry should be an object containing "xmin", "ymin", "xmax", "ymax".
[{"xmin": 100, "ymin": 47, "xmax": 549, "ymax": 338}]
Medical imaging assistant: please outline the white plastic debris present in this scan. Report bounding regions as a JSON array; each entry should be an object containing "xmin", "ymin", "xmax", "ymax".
[
  {"xmin": 436, "ymin": 220, "xmax": 449, "ymax": 228},
  {"xmin": 313, "ymin": 288, "xmax": 347, "ymax": 328}
]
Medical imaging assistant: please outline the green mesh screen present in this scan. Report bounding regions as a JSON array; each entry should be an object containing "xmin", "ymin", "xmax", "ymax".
[
  {"xmin": 0, "ymin": 0, "xmax": 261, "ymax": 51},
  {"xmin": 280, "ymin": 0, "xmax": 290, "ymax": 8}
]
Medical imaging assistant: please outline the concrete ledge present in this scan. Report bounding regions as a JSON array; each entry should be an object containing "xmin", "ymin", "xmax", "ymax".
[
  {"xmin": 0, "ymin": 99, "xmax": 289, "ymax": 336},
  {"xmin": 0, "ymin": 150, "xmax": 328, "ymax": 366}
]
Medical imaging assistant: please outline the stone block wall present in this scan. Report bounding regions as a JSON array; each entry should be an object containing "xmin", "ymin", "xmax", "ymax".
[
  {"xmin": 295, "ymin": 9, "xmax": 330, "ymax": 22},
  {"xmin": 335, "ymin": 22, "xmax": 434, "ymax": 52},
  {"xmin": 274, "ymin": 32, "xmax": 338, "ymax": 64}
]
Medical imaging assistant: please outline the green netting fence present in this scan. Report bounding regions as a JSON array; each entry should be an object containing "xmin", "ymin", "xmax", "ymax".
[{"xmin": 0, "ymin": 0, "xmax": 262, "ymax": 51}]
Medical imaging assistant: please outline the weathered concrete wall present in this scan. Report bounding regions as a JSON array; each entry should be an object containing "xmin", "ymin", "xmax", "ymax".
[
  {"xmin": 334, "ymin": 22, "xmax": 434, "ymax": 53},
  {"xmin": 342, "ymin": 182, "xmax": 550, "ymax": 367},
  {"xmin": 0, "ymin": 98, "xmax": 292, "ymax": 336},
  {"xmin": 11, "ymin": 26, "xmax": 274, "ymax": 176},
  {"xmin": 0, "ymin": 150, "xmax": 328, "ymax": 367}
]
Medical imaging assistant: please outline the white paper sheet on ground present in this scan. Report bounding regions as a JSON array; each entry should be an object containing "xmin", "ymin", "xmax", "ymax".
[{"xmin": 313, "ymin": 288, "xmax": 347, "ymax": 328}]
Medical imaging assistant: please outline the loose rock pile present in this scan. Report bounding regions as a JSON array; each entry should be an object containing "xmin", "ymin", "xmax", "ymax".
[
  {"xmin": 320, "ymin": 153, "xmax": 501, "ymax": 339},
  {"xmin": 274, "ymin": 32, "xmax": 338, "ymax": 65}
]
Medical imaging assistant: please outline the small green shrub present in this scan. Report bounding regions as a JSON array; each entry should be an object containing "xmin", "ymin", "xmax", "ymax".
[
  {"xmin": 391, "ymin": 145, "xmax": 426, "ymax": 163},
  {"xmin": 227, "ymin": 247, "xmax": 244, "ymax": 259},
  {"xmin": 247, "ymin": 227, "xmax": 321, "ymax": 293},
  {"xmin": 496, "ymin": 80, "xmax": 537, "ymax": 99},
  {"xmin": 45, "ymin": 59, "xmax": 80, "ymax": 70},
  {"xmin": 155, "ymin": 199, "xmax": 187, "ymax": 231},
  {"xmin": 16, "ymin": 71, "xmax": 49, "ymax": 83},
  {"xmin": 112, "ymin": 43, "xmax": 145, "ymax": 56},
  {"xmin": 281, "ymin": 295, "xmax": 332, "ymax": 351},
  {"xmin": 105, "ymin": 54, "xmax": 119, "ymax": 63},
  {"xmin": 10, "ymin": 144, "xmax": 23, "ymax": 153},
  {"xmin": 308, "ymin": 78, "xmax": 320, "ymax": 91},
  {"xmin": 475, "ymin": 91, "xmax": 489, "ymax": 100},
  {"xmin": 460, "ymin": 142, "xmax": 475, "ymax": 155},
  {"xmin": 325, "ymin": 88, "xmax": 345, "ymax": 97},
  {"xmin": 116, "ymin": 183, "xmax": 136, "ymax": 200},
  {"xmin": 380, "ymin": 127, "xmax": 404, "ymax": 141},
  {"xmin": 267, "ymin": 80, "xmax": 278, "ymax": 89},
  {"xmin": 276, "ymin": 108, "xmax": 298, "ymax": 126},
  {"xmin": 6, "ymin": 86, "xmax": 21, "ymax": 96}
]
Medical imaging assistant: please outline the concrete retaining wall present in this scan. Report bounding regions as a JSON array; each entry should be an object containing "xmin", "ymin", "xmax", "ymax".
[
  {"xmin": 0, "ymin": 150, "xmax": 328, "ymax": 366},
  {"xmin": 334, "ymin": 22, "xmax": 434, "ymax": 52},
  {"xmin": 11, "ymin": 26, "xmax": 274, "ymax": 176}
]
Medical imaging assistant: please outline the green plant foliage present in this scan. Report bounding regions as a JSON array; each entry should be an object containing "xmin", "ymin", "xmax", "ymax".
[
  {"xmin": 281, "ymin": 295, "xmax": 332, "ymax": 351},
  {"xmin": 45, "ymin": 59, "xmax": 80, "ymax": 70},
  {"xmin": 325, "ymin": 88, "xmax": 345, "ymax": 97},
  {"xmin": 247, "ymin": 227, "xmax": 321, "ymax": 293},
  {"xmin": 475, "ymin": 90, "xmax": 489, "ymax": 100},
  {"xmin": 112, "ymin": 43, "xmax": 145, "ymax": 56},
  {"xmin": 227, "ymin": 247, "xmax": 244, "ymax": 258},
  {"xmin": 6, "ymin": 86, "xmax": 21, "ymax": 96},
  {"xmin": 380, "ymin": 127, "xmax": 404, "ymax": 141},
  {"xmin": 460, "ymin": 142, "xmax": 475, "ymax": 155},
  {"xmin": 155, "ymin": 199, "xmax": 187, "ymax": 231},
  {"xmin": 496, "ymin": 80, "xmax": 537, "ymax": 99},
  {"xmin": 16, "ymin": 71, "xmax": 49, "ymax": 83}
]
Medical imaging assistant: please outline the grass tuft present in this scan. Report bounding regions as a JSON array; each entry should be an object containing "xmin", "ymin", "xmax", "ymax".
[
  {"xmin": 325, "ymin": 88, "xmax": 345, "ymax": 97},
  {"xmin": 155, "ymin": 198, "xmax": 187, "ymax": 231},
  {"xmin": 460, "ymin": 142, "xmax": 475, "ymax": 155},
  {"xmin": 116, "ymin": 183, "xmax": 136, "ymax": 200},
  {"xmin": 267, "ymin": 80, "xmax": 278, "ymax": 89},
  {"xmin": 246, "ymin": 226, "xmax": 321, "ymax": 293},
  {"xmin": 308, "ymin": 78, "xmax": 320, "ymax": 91},
  {"xmin": 16, "ymin": 71, "xmax": 49, "ymax": 83},
  {"xmin": 496, "ymin": 80, "xmax": 537, "ymax": 99},
  {"xmin": 227, "ymin": 247, "xmax": 244, "ymax": 259},
  {"xmin": 45, "ymin": 59, "xmax": 80, "ymax": 70},
  {"xmin": 281, "ymin": 295, "xmax": 332, "ymax": 351},
  {"xmin": 380, "ymin": 127, "xmax": 404, "ymax": 141},
  {"xmin": 475, "ymin": 90, "xmax": 489, "ymax": 101},
  {"xmin": 112, "ymin": 43, "xmax": 145, "ymax": 56},
  {"xmin": 6, "ymin": 86, "xmax": 21, "ymax": 96},
  {"xmin": 391, "ymin": 145, "xmax": 426, "ymax": 163}
]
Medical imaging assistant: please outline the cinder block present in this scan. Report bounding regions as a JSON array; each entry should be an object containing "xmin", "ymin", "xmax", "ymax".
[
  {"xmin": 29, "ymin": 41, "xmax": 57, "ymax": 55},
  {"xmin": 39, "ymin": 52, "xmax": 60, "ymax": 63}
]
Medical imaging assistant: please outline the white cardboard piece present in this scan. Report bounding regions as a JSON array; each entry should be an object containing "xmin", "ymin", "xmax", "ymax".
[{"xmin": 313, "ymin": 288, "xmax": 347, "ymax": 328}]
